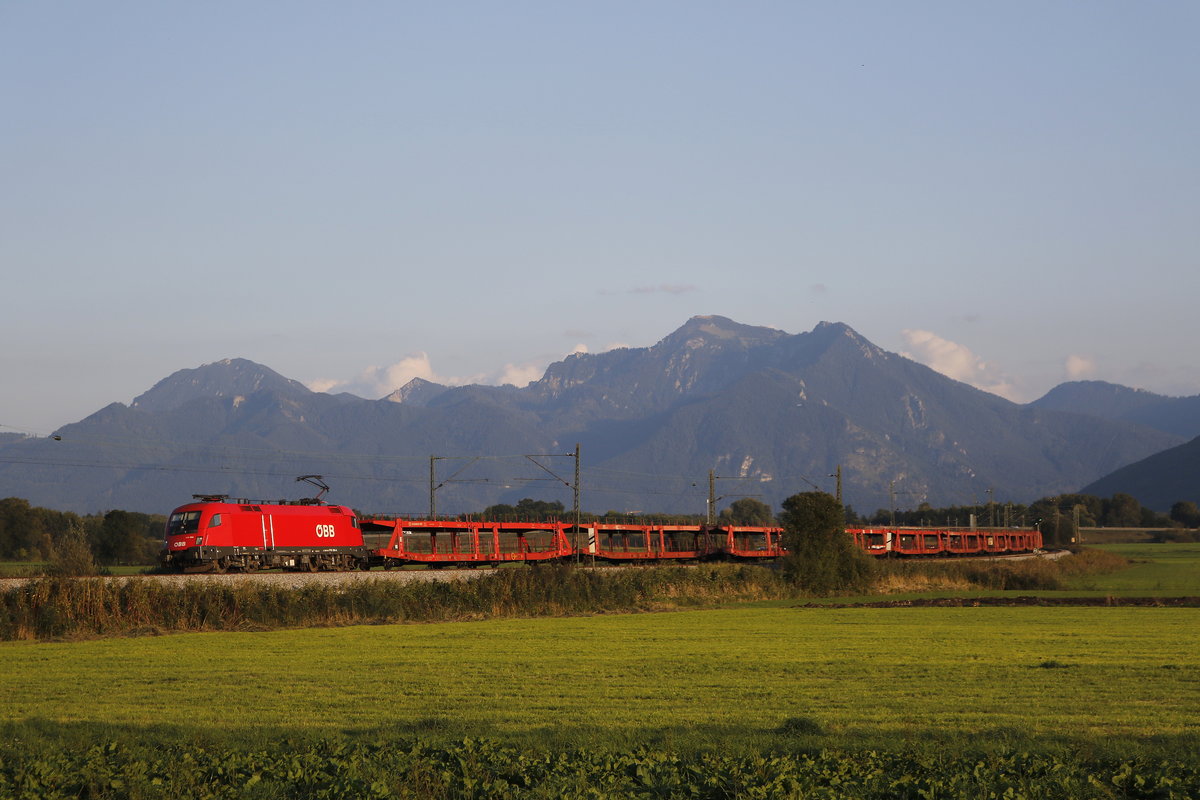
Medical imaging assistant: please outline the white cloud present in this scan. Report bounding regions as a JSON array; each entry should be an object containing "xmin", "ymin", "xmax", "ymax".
[
  {"xmin": 492, "ymin": 362, "xmax": 544, "ymax": 387},
  {"xmin": 308, "ymin": 352, "xmax": 458, "ymax": 398},
  {"xmin": 380, "ymin": 353, "xmax": 440, "ymax": 386},
  {"xmin": 1064, "ymin": 354, "xmax": 1096, "ymax": 381},
  {"xmin": 307, "ymin": 378, "xmax": 341, "ymax": 393},
  {"xmin": 308, "ymin": 343, "xmax": 607, "ymax": 397},
  {"xmin": 900, "ymin": 329, "xmax": 1020, "ymax": 401}
]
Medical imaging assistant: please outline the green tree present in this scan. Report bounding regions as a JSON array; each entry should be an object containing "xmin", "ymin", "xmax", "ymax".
[
  {"xmin": 480, "ymin": 498, "xmax": 566, "ymax": 520},
  {"xmin": 0, "ymin": 497, "xmax": 44, "ymax": 559},
  {"xmin": 779, "ymin": 491, "xmax": 875, "ymax": 595},
  {"xmin": 94, "ymin": 509, "xmax": 161, "ymax": 565},
  {"xmin": 717, "ymin": 498, "xmax": 776, "ymax": 526},
  {"xmin": 1103, "ymin": 493, "xmax": 1143, "ymax": 527},
  {"xmin": 1170, "ymin": 501, "xmax": 1200, "ymax": 528}
]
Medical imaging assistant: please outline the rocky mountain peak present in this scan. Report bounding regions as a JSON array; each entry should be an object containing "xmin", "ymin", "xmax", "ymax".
[
  {"xmin": 383, "ymin": 377, "xmax": 449, "ymax": 406},
  {"xmin": 130, "ymin": 358, "xmax": 310, "ymax": 414},
  {"xmin": 656, "ymin": 315, "xmax": 787, "ymax": 352}
]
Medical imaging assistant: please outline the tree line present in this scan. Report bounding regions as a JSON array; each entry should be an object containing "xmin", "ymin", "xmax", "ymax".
[{"xmin": 0, "ymin": 498, "xmax": 164, "ymax": 567}]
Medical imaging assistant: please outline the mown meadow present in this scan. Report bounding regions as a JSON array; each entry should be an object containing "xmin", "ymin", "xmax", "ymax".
[
  {"xmin": 1, "ymin": 547, "xmax": 1197, "ymax": 798},
  {"xmin": 1071, "ymin": 542, "xmax": 1200, "ymax": 595}
]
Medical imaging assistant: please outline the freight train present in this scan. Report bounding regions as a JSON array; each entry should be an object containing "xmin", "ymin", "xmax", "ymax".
[{"xmin": 160, "ymin": 481, "xmax": 1043, "ymax": 573}]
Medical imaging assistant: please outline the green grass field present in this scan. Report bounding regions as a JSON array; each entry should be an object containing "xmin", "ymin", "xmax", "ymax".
[
  {"xmin": 0, "ymin": 560, "xmax": 49, "ymax": 577},
  {"xmin": 1074, "ymin": 542, "xmax": 1200, "ymax": 594},
  {"xmin": 3, "ymin": 604, "xmax": 1196, "ymax": 754},
  {"xmin": 0, "ymin": 561, "xmax": 149, "ymax": 577}
]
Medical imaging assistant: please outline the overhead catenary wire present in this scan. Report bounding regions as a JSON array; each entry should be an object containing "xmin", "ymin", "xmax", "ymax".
[{"xmin": 2, "ymin": 429, "xmax": 939, "ymax": 515}]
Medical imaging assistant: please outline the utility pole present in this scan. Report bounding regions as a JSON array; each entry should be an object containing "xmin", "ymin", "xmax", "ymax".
[
  {"xmin": 889, "ymin": 480, "xmax": 896, "ymax": 526},
  {"xmin": 429, "ymin": 455, "xmax": 484, "ymax": 519},
  {"xmin": 574, "ymin": 443, "xmax": 581, "ymax": 561},
  {"xmin": 522, "ymin": 445, "xmax": 582, "ymax": 559},
  {"xmin": 705, "ymin": 471, "xmax": 761, "ymax": 524},
  {"xmin": 835, "ymin": 465, "xmax": 842, "ymax": 506},
  {"xmin": 708, "ymin": 469, "xmax": 716, "ymax": 525},
  {"xmin": 429, "ymin": 455, "xmax": 437, "ymax": 519}
]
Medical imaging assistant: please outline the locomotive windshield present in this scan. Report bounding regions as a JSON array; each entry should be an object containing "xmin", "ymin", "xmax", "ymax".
[{"xmin": 167, "ymin": 510, "xmax": 202, "ymax": 536}]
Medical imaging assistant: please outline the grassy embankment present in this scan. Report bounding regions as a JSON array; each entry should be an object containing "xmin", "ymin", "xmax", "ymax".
[
  {"xmin": 3, "ymin": 545, "xmax": 1195, "ymax": 641},
  {"xmin": 861, "ymin": 546, "xmax": 1133, "ymax": 598}
]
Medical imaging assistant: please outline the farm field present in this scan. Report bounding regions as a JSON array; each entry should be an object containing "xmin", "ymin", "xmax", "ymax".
[
  {"xmin": 1074, "ymin": 542, "xmax": 1200, "ymax": 594},
  {"xmin": 3, "ymin": 605, "xmax": 1197, "ymax": 751}
]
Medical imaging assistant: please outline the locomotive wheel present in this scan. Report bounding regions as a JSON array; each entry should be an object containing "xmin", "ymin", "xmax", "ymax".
[
  {"xmin": 305, "ymin": 558, "xmax": 319, "ymax": 573},
  {"xmin": 358, "ymin": 559, "xmax": 371, "ymax": 571},
  {"xmin": 210, "ymin": 559, "xmax": 227, "ymax": 574}
]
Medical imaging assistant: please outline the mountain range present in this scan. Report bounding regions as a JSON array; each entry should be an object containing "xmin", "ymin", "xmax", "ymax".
[
  {"xmin": 1, "ymin": 316, "xmax": 1194, "ymax": 515},
  {"xmin": 1029, "ymin": 380, "xmax": 1200, "ymax": 439}
]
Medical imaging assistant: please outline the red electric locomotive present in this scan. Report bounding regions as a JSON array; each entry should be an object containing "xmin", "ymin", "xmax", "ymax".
[{"xmin": 161, "ymin": 476, "xmax": 371, "ymax": 573}]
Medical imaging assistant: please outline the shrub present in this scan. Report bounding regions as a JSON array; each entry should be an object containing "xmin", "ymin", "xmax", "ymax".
[
  {"xmin": 42, "ymin": 522, "xmax": 101, "ymax": 577},
  {"xmin": 779, "ymin": 492, "xmax": 876, "ymax": 595}
]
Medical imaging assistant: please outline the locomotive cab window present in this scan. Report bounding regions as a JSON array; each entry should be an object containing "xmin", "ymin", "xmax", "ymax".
[
  {"xmin": 167, "ymin": 510, "xmax": 201, "ymax": 535},
  {"xmin": 208, "ymin": 514, "xmax": 222, "ymax": 527}
]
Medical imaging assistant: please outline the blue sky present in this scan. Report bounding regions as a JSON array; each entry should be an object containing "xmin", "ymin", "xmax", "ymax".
[{"xmin": 3, "ymin": 2, "xmax": 1198, "ymax": 435}]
